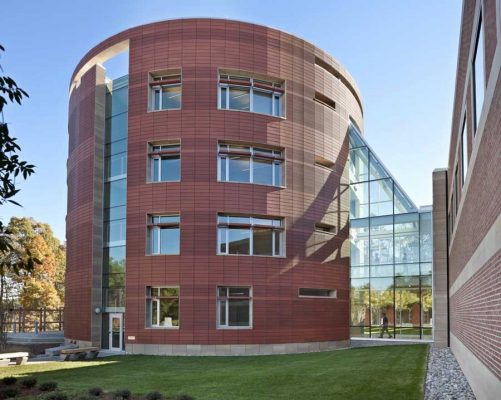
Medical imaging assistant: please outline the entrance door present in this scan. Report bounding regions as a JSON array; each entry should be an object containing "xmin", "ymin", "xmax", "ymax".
[{"xmin": 109, "ymin": 313, "xmax": 123, "ymax": 351}]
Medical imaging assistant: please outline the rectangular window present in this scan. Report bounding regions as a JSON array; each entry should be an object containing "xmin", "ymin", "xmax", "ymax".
[
  {"xmin": 217, "ymin": 214, "xmax": 284, "ymax": 257},
  {"xmin": 150, "ymin": 72, "xmax": 182, "ymax": 111},
  {"xmin": 298, "ymin": 288, "xmax": 337, "ymax": 298},
  {"xmin": 217, "ymin": 287, "xmax": 252, "ymax": 328},
  {"xmin": 454, "ymin": 166, "xmax": 459, "ymax": 215},
  {"xmin": 149, "ymin": 143, "xmax": 180, "ymax": 182},
  {"xmin": 314, "ymin": 91, "xmax": 336, "ymax": 110},
  {"xmin": 315, "ymin": 155, "xmax": 335, "ymax": 170},
  {"xmin": 315, "ymin": 222, "xmax": 337, "ymax": 234},
  {"xmin": 461, "ymin": 116, "xmax": 468, "ymax": 185},
  {"xmin": 148, "ymin": 215, "xmax": 180, "ymax": 255},
  {"xmin": 146, "ymin": 287, "xmax": 179, "ymax": 328},
  {"xmin": 218, "ymin": 143, "xmax": 284, "ymax": 187},
  {"xmin": 473, "ymin": 13, "xmax": 485, "ymax": 134},
  {"xmin": 218, "ymin": 73, "xmax": 284, "ymax": 117}
]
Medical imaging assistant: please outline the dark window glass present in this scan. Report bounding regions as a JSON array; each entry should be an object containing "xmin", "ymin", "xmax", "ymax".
[
  {"xmin": 228, "ymin": 299, "xmax": 250, "ymax": 326},
  {"xmin": 228, "ymin": 228, "xmax": 250, "ymax": 254},
  {"xmin": 103, "ymin": 246, "xmax": 126, "ymax": 274},
  {"xmin": 253, "ymin": 228, "xmax": 273, "ymax": 256},
  {"xmin": 104, "ymin": 179, "xmax": 127, "ymax": 208},
  {"xmin": 473, "ymin": 16, "xmax": 485, "ymax": 132},
  {"xmin": 299, "ymin": 288, "xmax": 336, "ymax": 297},
  {"xmin": 110, "ymin": 87, "xmax": 128, "ymax": 116},
  {"xmin": 106, "ymin": 113, "xmax": 128, "ymax": 143}
]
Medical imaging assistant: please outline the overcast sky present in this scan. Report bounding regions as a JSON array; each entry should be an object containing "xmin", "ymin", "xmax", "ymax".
[{"xmin": 1, "ymin": 0, "xmax": 462, "ymax": 240}]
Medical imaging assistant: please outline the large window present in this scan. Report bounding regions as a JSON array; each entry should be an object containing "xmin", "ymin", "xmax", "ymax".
[
  {"xmin": 149, "ymin": 143, "xmax": 180, "ymax": 182},
  {"xmin": 217, "ymin": 215, "xmax": 284, "ymax": 256},
  {"xmin": 217, "ymin": 287, "xmax": 252, "ymax": 328},
  {"xmin": 218, "ymin": 73, "xmax": 284, "ymax": 117},
  {"xmin": 149, "ymin": 72, "xmax": 181, "ymax": 111},
  {"xmin": 218, "ymin": 143, "xmax": 283, "ymax": 187},
  {"xmin": 473, "ymin": 13, "xmax": 485, "ymax": 133},
  {"xmin": 146, "ymin": 287, "xmax": 179, "ymax": 328},
  {"xmin": 148, "ymin": 215, "xmax": 180, "ymax": 255}
]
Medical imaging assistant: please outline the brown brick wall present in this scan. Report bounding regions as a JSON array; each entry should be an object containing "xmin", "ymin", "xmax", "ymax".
[
  {"xmin": 450, "ymin": 249, "xmax": 501, "ymax": 379},
  {"xmin": 66, "ymin": 19, "xmax": 363, "ymax": 346}
]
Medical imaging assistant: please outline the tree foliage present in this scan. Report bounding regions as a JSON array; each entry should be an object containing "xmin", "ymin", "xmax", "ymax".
[{"xmin": 7, "ymin": 217, "xmax": 65, "ymax": 309}]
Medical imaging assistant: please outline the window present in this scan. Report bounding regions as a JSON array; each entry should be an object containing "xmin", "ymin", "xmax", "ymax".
[
  {"xmin": 314, "ymin": 91, "xmax": 336, "ymax": 110},
  {"xmin": 148, "ymin": 215, "xmax": 180, "ymax": 255},
  {"xmin": 149, "ymin": 143, "xmax": 180, "ymax": 182},
  {"xmin": 218, "ymin": 73, "xmax": 284, "ymax": 117},
  {"xmin": 298, "ymin": 288, "xmax": 337, "ymax": 298},
  {"xmin": 149, "ymin": 72, "xmax": 181, "ymax": 111},
  {"xmin": 315, "ymin": 222, "xmax": 336, "ymax": 234},
  {"xmin": 146, "ymin": 287, "xmax": 179, "ymax": 328},
  {"xmin": 461, "ymin": 116, "xmax": 468, "ymax": 184},
  {"xmin": 315, "ymin": 155, "xmax": 335, "ymax": 170},
  {"xmin": 217, "ymin": 215, "xmax": 284, "ymax": 256},
  {"xmin": 218, "ymin": 143, "xmax": 284, "ymax": 187},
  {"xmin": 454, "ymin": 166, "xmax": 459, "ymax": 215},
  {"xmin": 217, "ymin": 287, "xmax": 252, "ymax": 328},
  {"xmin": 473, "ymin": 13, "xmax": 485, "ymax": 133}
]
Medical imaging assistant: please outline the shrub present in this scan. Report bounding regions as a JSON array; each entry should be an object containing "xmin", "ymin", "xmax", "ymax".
[
  {"xmin": 20, "ymin": 378, "xmax": 37, "ymax": 388},
  {"xmin": 145, "ymin": 392, "xmax": 163, "ymax": 400},
  {"xmin": 39, "ymin": 382, "xmax": 58, "ymax": 392},
  {"xmin": 71, "ymin": 395, "xmax": 95, "ymax": 400},
  {"xmin": 87, "ymin": 388, "xmax": 103, "ymax": 397},
  {"xmin": 111, "ymin": 389, "xmax": 130, "ymax": 400},
  {"xmin": 42, "ymin": 393, "xmax": 68, "ymax": 400},
  {"xmin": 1, "ymin": 378, "xmax": 17, "ymax": 386},
  {"xmin": 176, "ymin": 395, "xmax": 194, "ymax": 400},
  {"xmin": 0, "ymin": 388, "xmax": 19, "ymax": 398}
]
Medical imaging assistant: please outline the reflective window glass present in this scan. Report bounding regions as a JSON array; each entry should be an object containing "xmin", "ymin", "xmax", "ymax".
[
  {"xmin": 349, "ymin": 147, "xmax": 369, "ymax": 183},
  {"xmin": 228, "ymin": 156, "xmax": 250, "ymax": 182},
  {"xmin": 370, "ymin": 215, "xmax": 393, "ymax": 265},
  {"xmin": 370, "ymin": 179, "xmax": 393, "ymax": 216},
  {"xmin": 253, "ymin": 158, "xmax": 273, "ymax": 185},
  {"xmin": 161, "ymin": 85, "xmax": 181, "ymax": 109},
  {"xmin": 473, "ymin": 15, "xmax": 485, "ymax": 132},
  {"xmin": 106, "ymin": 113, "xmax": 128, "ymax": 144},
  {"xmin": 228, "ymin": 228, "xmax": 250, "ymax": 254},
  {"xmin": 229, "ymin": 87, "xmax": 250, "ymax": 111},
  {"xmin": 350, "ymin": 182, "xmax": 369, "ymax": 219},
  {"xmin": 105, "ymin": 179, "xmax": 127, "ymax": 208},
  {"xmin": 350, "ymin": 218, "xmax": 369, "ymax": 266},
  {"xmin": 253, "ymin": 90, "xmax": 273, "ymax": 115}
]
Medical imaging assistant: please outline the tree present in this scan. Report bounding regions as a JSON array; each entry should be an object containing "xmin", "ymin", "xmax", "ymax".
[
  {"xmin": 0, "ymin": 44, "xmax": 36, "ymax": 347},
  {"xmin": 7, "ymin": 217, "xmax": 65, "ymax": 309}
]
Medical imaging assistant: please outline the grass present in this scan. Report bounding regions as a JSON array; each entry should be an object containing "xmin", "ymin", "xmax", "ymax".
[{"xmin": 1, "ymin": 345, "xmax": 428, "ymax": 400}]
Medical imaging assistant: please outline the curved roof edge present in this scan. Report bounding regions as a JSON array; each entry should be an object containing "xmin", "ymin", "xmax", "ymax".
[{"xmin": 69, "ymin": 17, "xmax": 363, "ymax": 111}]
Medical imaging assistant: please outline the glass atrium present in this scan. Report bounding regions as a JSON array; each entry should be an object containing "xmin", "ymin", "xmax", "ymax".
[{"xmin": 349, "ymin": 124, "xmax": 432, "ymax": 340}]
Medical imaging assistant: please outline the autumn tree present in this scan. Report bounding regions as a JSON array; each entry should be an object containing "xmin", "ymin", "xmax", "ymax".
[{"xmin": 7, "ymin": 217, "xmax": 65, "ymax": 309}]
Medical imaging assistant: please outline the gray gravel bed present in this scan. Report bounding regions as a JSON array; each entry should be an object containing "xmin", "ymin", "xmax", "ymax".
[{"xmin": 425, "ymin": 345, "xmax": 475, "ymax": 400}]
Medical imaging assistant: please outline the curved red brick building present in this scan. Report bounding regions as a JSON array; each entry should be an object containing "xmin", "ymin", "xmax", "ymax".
[{"xmin": 66, "ymin": 18, "xmax": 363, "ymax": 355}]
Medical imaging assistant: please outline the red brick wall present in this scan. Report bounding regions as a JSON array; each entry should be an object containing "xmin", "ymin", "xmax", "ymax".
[
  {"xmin": 65, "ymin": 66, "xmax": 98, "ymax": 341},
  {"xmin": 66, "ymin": 19, "xmax": 363, "ymax": 345},
  {"xmin": 450, "ymin": 250, "xmax": 501, "ymax": 379},
  {"xmin": 445, "ymin": 0, "xmax": 501, "ymax": 384}
]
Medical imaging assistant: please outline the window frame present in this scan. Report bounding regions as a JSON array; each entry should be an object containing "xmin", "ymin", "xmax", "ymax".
[
  {"xmin": 216, "ymin": 286, "xmax": 253, "ymax": 329},
  {"xmin": 298, "ymin": 288, "xmax": 337, "ymax": 298},
  {"xmin": 217, "ymin": 143, "xmax": 285, "ymax": 187},
  {"xmin": 145, "ymin": 286, "xmax": 180, "ymax": 329},
  {"xmin": 147, "ymin": 214, "xmax": 181, "ymax": 255},
  {"xmin": 149, "ymin": 71, "xmax": 182, "ymax": 112},
  {"xmin": 218, "ymin": 73, "xmax": 285, "ymax": 118},
  {"xmin": 217, "ymin": 214, "xmax": 285, "ymax": 257},
  {"xmin": 148, "ymin": 142, "xmax": 181, "ymax": 183}
]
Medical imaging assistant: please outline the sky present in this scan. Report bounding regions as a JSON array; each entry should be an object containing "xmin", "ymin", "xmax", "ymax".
[{"xmin": 1, "ymin": 0, "xmax": 462, "ymax": 241}]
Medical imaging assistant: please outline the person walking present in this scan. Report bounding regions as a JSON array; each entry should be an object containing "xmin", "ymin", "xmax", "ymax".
[{"xmin": 379, "ymin": 312, "xmax": 392, "ymax": 338}]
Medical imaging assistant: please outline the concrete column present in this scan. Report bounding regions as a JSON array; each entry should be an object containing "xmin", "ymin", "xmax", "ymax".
[{"xmin": 432, "ymin": 168, "xmax": 449, "ymax": 347}]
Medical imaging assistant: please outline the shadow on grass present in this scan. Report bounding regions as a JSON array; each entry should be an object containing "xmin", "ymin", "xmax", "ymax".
[{"xmin": 0, "ymin": 344, "xmax": 429, "ymax": 400}]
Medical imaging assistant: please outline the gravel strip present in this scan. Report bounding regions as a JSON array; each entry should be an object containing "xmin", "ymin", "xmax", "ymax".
[{"xmin": 425, "ymin": 345, "xmax": 475, "ymax": 400}]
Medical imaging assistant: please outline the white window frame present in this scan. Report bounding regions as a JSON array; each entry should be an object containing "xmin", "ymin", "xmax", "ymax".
[
  {"xmin": 149, "ymin": 143, "xmax": 181, "ymax": 183},
  {"xmin": 217, "ymin": 215, "xmax": 284, "ymax": 257},
  {"xmin": 149, "ymin": 73, "xmax": 182, "ymax": 112},
  {"xmin": 216, "ymin": 286, "xmax": 253, "ymax": 329},
  {"xmin": 217, "ymin": 144, "xmax": 284, "ymax": 187},
  {"xmin": 218, "ymin": 75, "xmax": 284, "ymax": 117},
  {"xmin": 148, "ymin": 215, "xmax": 180, "ymax": 255},
  {"xmin": 147, "ymin": 286, "xmax": 180, "ymax": 329}
]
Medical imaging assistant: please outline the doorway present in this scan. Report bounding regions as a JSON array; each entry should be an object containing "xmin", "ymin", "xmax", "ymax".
[{"xmin": 109, "ymin": 313, "xmax": 123, "ymax": 351}]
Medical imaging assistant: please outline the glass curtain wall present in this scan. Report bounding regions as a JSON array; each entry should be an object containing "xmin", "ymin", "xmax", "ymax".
[
  {"xmin": 103, "ymin": 75, "xmax": 128, "ymax": 313},
  {"xmin": 349, "ymin": 125, "xmax": 432, "ymax": 340}
]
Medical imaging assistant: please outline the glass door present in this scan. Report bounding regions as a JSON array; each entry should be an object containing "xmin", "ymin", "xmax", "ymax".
[{"xmin": 109, "ymin": 313, "xmax": 123, "ymax": 351}]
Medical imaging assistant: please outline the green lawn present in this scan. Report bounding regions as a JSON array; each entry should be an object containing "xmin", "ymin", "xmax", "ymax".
[{"xmin": 1, "ymin": 345, "xmax": 428, "ymax": 400}]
